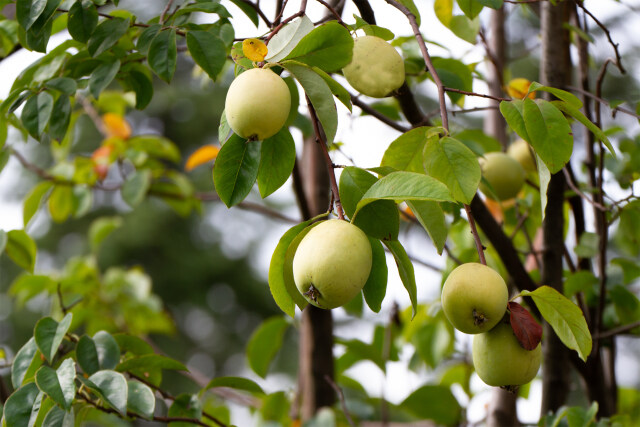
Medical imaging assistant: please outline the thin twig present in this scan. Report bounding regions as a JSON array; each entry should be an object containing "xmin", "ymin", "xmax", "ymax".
[
  {"xmin": 350, "ymin": 95, "xmax": 410, "ymax": 133},
  {"xmin": 444, "ymin": 87, "xmax": 510, "ymax": 102},
  {"xmin": 596, "ymin": 320, "xmax": 640, "ymax": 339},
  {"xmin": 562, "ymin": 167, "xmax": 607, "ymax": 212},
  {"xmin": 574, "ymin": 0, "xmax": 625, "ymax": 74},
  {"xmin": 324, "ymin": 375, "xmax": 356, "ymax": 427},
  {"xmin": 565, "ymin": 86, "xmax": 640, "ymax": 120},
  {"xmin": 159, "ymin": 0, "xmax": 176, "ymax": 24}
]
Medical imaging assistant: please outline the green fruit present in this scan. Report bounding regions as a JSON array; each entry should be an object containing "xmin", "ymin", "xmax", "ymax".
[
  {"xmin": 507, "ymin": 139, "xmax": 537, "ymax": 173},
  {"xmin": 292, "ymin": 219, "xmax": 372, "ymax": 309},
  {"xmin": 478, "ymin": 152, "xmax": 526, "ymax": 201},
  {"xmin": 225, "ymin": 68, "xmax": 291, "ymax": 140},
  {"xmin": 441, "ymin": 263, "xmax": 509, "ymax": 334},
  {"xmin": 472, "ymin": 321, "xmax": 542, "ymax": 388},
  {"xmin": 342, "ymin": 36, "xmax": 405, "ymax": 98}
]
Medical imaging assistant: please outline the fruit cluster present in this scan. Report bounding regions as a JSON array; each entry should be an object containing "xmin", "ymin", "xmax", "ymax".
[{"xmin": 441, "ymin": 263, "xmax": 541, "ymax": 388}]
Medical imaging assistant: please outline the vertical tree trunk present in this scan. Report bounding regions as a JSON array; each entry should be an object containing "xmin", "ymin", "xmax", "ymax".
[
  {"xmin": 482, "ymin": 6, "xmax": 518, "ymax": 425},
  {"xmin": 539, "ymin": 1, "xmax": 572, "ymax": 415}
]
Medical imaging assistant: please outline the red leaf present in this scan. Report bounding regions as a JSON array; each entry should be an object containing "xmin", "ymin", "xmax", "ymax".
[{"xmin": 508, "ymin": 301, "xmax": 543, "ymax": 350}]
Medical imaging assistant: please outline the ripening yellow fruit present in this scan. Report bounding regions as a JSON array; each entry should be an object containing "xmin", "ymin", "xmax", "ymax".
[
  {"xmin": 507, "ymin": 139, "xmax": 537, "ymax": 173},
  {"xmin": 342, "ymin": 36, "xmax": 405, "ymax": 98},
  {"xmin": 293, "ymin": 220, "xmax": 372, "ymax": 309},
  {"xmin": 225, "ymin": 68, "xmax": 291, "ymax": 140},
  {"xmin": 478, "ymin": 152, "xmax": 526, "ymax": 201}
]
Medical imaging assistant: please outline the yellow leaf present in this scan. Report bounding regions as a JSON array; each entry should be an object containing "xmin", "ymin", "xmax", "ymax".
[
  {"xmin": 103, "ymin": 113, "xmax": 132, "ymax": 139},
  {"xmin": 242, "ymin": 38, "xmax": 268, "ymax": 62},
  {"xmin": 185, "ymin": 145, "xmax": 220, "ymax": 171},
  {"xmin": 506, "ymin": 78, "xmax": 535, "ymax": 100}
]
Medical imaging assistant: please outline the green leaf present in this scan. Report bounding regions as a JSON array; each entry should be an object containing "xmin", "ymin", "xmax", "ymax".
[
  {"xmin": 122, "ymin": 169, "xmax": 152, "ymax": 207},
  {"xmin": 45, "ymin": 77, "xmax": 77, "ymax": 95},
  {"xmin": 167, "ymin": 394, "xmax": 202, "ymax": 426},
  {"xmin": 11, "ymin": 337, "xmax": 42, "ymax": 389},
  {"xmin": 148, "ymin": 29, "xmax": 177, "ymax": 83},
  {"xmin": 88, "ymin": 216, "xmax": 123, "ymax": 252},
  {"xmin": 93, "ymin": 330, "xmax": 121, "ymax": 370},
  {"xmin": 127, "ymin": 381, "xmax": 155, "ymax": 419},
  {"xmin": 41, "ymin": 404, "xmax": 74, "ymax": 427},
  {"xmin": 89, "ymin": 58, "xmax": 120, "ymax": 99},
  {"xmin": 339, "ymin": 166, "xmax": 399, "ymax": 241},
  {"xmin": 87, "ymin": 17, "xmax": 129, "ymax": 57},
  {"xmin": 423, "ymin": 136, "xmax": 481, "ymax": 204},
  {"xmin": 362, "ymin": 237, "xmax": 387, "ymax": 313},
  {"xmin": 17, "ymin": 0, "xmax": 47, "ymax": 31},
  {"xmin": 311, "ymin": 66, "xmax": 352, "ymax": 112},
  {"xmin": 136, "ymin": 23, "xmax": 161, "ymax": 54},
  {"xmin": 87, "ymin": 370, "xmax": 128, "ymax": 415},
  {"xmin": 3, "ymin": 382, "xmax": 40, "ymax": 427},
  {"xmin": 552, "ymin": 100, "xmax": 616, "ymax": 158},
  {"xmin": 67, "ymin": 0, "xmax": 98, "ymax": 42},
  {"xmin": 34, "ymin": 313, "xmax": 73, "ymax": 363},
  {"xmin": 35, "ymin": 359, "xmax": 76, "ymax": 410},
  {"xmin": 521, "ymin": 286, "xmax": 592, "ymax": 362},
  {"xmin": 173, "ymin": 2, "xmax": 231, "ymax": 19},
  {"xmin": 399, "ymin": 0, "xmax": 421, "ymax": 25},
  {"xmin": 77, "ymin": 335, "xmax": 100, "ymax": 375},
  {"xmin": 257, "ymin": 128, "xmax": 296, "ymax": 198},
  {"xmin": 212, "ymin": 134, "xmax": 261, "ymax": 207},
  {"xmin": 116, "ymin": 354, "xmax": 187, "ymax": 373},
  {"xmin": 381, "ymin": 127, "xmax": 431, "ymax": 173},
  {"xmin": 537, "ymin": 152, "xmax": 550, "ymax": 219},
  {"xmin": 457, "ymin": 0, "xmax": 484, "ymax": 19},
  {"xmin": 401, "ymin": 385, "xmax": 461, "ymax": 425},
  {"xmin": 228, "ymin": 0, "xmax": 259, "ymax": 26},
  {"xmin": 5, "ymin": 229, "xmax": 37, "ymax": 272},
  {"xmin": 407, "ymin": 200, "xmax": 448, "ymax": 255},
  {"xmin": 48, "ymin": 185, "xmax": 73, "ymax": 223},
  {"xmin": 186, "ymin": 30, "xmax": 226, "ymax": 81},
  {"xmin": 128, "ymin": 135, "xmax": 181, "ymax": 163},
  {"xmin": 23, "ymin": 181, "xmax": 53, "ymax": 227},
  {"xmin": 49, "ymin": 95, "xmax": 71, "ymax": 140},
  {"xmin": 500, "ymin": 100, "xmax": 530, "ymax": 141},
  {"xmin": 432, "ymin": 57, "xmax": 473, "ymax": 105},
  {"xmin": 449, "ymin": 14, "xmax": 480, "ymax": 44},
  {"xmin": 266, "ymin": 16, "xmax": 314, "ymax": 63},
  {"xmin": 527, "ymin": 82, "xmax": 582, "ymax": 108},
  {"xmin": 127, "ymin": 70, "xmax": 154, "ymax": 110},
  {"xmin": 205, "ymin": 376, "xmax": 265, "ymax": 395},
  {"xmin": 564, "ymin": 271, "xmax": 598, "ymax": 298},
  {"xmin": 353, "ymin": 171, "xmax": 453, "ymax": 219},
  {"xmin": 384, "ymin": 240, "xmax": 417, "ymax": 318},
  {"xmin": 282, "ymin": 61, "xmax": 337, "ymax": 145},
  {"xmin": 246, "ymin": 317, "xmax": 289, "ymax": 378},
  {"xmin": 523, "ymin": 98, "xmax": 573, "ymax": 173},
  {"xmin": 0, "ymin": 229, "xmax": 6, "ymax": 253},
  {"xmin": 21, "ymin": 91, "xmax": 54, "ymax": 137},
  {"xmin": 284, "ymin": 22, "xmax": 353, "ymax": 73},
  {"xmin": 477, "ymin": 0, "xmax": 503, "ymax": 8},
  {"xmin": 9, "ymin": 274, "xmax": 55, "ymax": 307}
]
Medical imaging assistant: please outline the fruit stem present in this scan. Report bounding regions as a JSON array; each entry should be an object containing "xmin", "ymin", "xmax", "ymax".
[
  {"xmin": 303, "ymin": 284, "xmax": 321, "ymax": 305},
  {"xmin": 305, "ymin": 96, "xmax": 345, "ymax": 220}
]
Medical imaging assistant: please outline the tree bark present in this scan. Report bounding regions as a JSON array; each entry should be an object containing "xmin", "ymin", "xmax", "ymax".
[{"xmin": 539, "ymin": 1, "xmax": 572, "ymax": 415}]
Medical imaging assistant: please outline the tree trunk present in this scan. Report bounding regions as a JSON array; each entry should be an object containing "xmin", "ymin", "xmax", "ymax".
[{"xmin": 539, "ymin": 1, "xmax": 572, "ymax": 415}]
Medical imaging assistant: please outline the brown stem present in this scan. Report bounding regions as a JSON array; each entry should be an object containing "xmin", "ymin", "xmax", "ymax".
[
  {"xmin": 350, "ymin": 95, "xmax": 410, "ymax": 132},
  {"xmin": 464, "ymin": 203, "xmax": 486, "ymax": 265}
]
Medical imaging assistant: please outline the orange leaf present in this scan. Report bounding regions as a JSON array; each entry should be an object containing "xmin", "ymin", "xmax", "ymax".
[
  {"xmin": 508, "ymin": 301, "xmax": 543, "ymax": 351},
  {"xmin": 506, "ymin": 78, "xmax": 535, "ymax": 100},
  {"xmin": 242, "ymin": 38, "xmax": 268, "ymax": 62},
  {"xmin": 103, "ymin": 113, "xmax": 132, "ymax": 139},
  {"xmin": 185, "ymin": 145, "xmax": 220, "ymax": 171}
]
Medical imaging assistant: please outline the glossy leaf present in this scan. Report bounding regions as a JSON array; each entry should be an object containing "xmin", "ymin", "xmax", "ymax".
[
  {"xmin": 87, "ymin": 370, "xmax": 128, "ymax": 415},
  {"xmin": 77, "ymin": 335, "xmax": 100, "ymax": 375},
  {"xmin": 381, "ymin": 127, "xmax": 431, "ymax": 173},
  {"xmin": 205, "ymin": 376, "xmax": 265, "ymax": 395},
  {"xmin": 523, "ymin": 98, "xmax": 573, "ymax": 173},
  {"xmin": 311, "ymin": 66, "xmax": 352, "ymax": 112},
  {"xmin": 127, "ymin": 69, "xmax": 154, "ymax": 110},
  {"xmin": 122, "ymin": 169, "xmax": 152, "ymax": 208},
  {"xmin": 127, "ymin": 381, "xmax": 155, "ymax": 419},
  {"xmin": 148, "ymin": 29, "xmax": 177, "ymax": 83},
  {"xmin": 282, "ymin": 61, "xmax": 337, "ymax": 145},
  {"xmin": 257, "ymin": 128, "xmax": 296, "ymax": 198},
  {"xmin": 401, "ymin": 385, "xmax": 461, "ymax": 425},
  {"xmin": 339, "ymin": 166, "xmax": 399, "ymax": 241},
  {"xmin": 49, "ymin": 95, "xmax": 71, "ymax": 140},
  {"xmin": 212, "ymin": 134, "xmax": 261, "ymax": 207},
  {"xmin": 457, "ymin": 0, "xmax": 484, "ymax": 19},
  {"xmin": 423, "ymin": 136, "xmax": 481, "ymax": 204},
  {"xmin": 89, "ymin": 58, "xmax": 120, "ymax": 99},
  {"xmin": 3, "ymin": 382, "xmax": 40, "ymax": 427},
  {"xmin": 42, "ymin": 405, "xmax": 74, "ymax": 427},
  {"xmin": 16, "ymin": 0, "xmax": 47, "ymax": 31},
  {"xmin": 362, "ymin": 237, "xmax": 388, "ymax": 313},
  {"xmin": 34, "ymin": 313, "xmax": 73, "ymax": 363},
  {"xmin": 23, "ymin": 181, "xmax": 53, "ymax": 227},
  {"xmin": 35, "ymin": 359, "xmax": 76, "ymax": 410},
  {"xmin": 11, "ymin": 337, "xmax": 41, "ymax": 389},
  {"xmin": 508, "ymin": 301, "xmax": 543, "ymax": 350},
  {"xmin": 186, "ymin": 30, "xmax": 226, "ymax": 81},
  {"xmin": 5, "ymin": 229, "xmax": 37, "ymax": 272},
  {"xmin": 527, "ymin": 82, "xmax": 582, "ymax": 108},
  {"xmin": 67, "ymin": 0, "xmax": 98, "ymax": 42},
  {"xmin": 284, "ymin": 22, "xmax": 353, "ymax": 72},
  {"xmin": 266, "ymin": 15, "xmax": 314, "ymax": 63},
  {"xmin": 87, "ymin": 17, "xmax": 130, "ymax": 57},
  {"xmin": 22, "ymin": 91, "xmax": 53, "ymax": 137},
  {"xmin": 167, "ymin": 394, "xmax": 202, "ymax": 425},
  {"xmin": 407, "ymin": 200, "xmax": 448, "ymax": 255},
  {"xmin": 521, "ymin": 286, "xmax": 592, "ymax": 362},
  {"xmin": 384, "ymin": 240, "xmax": 417, "ymax": 318},
  {"xmin": 247, "ymin": 317, "xmax": 289, "ymax": 378},
  {"xmin": 136, "ymin": 24, "xmax": 161, "ymax": 54},
  {"xmin": 354, "ymin": 171, "xmax": 453, "ymax": 219},
  {"xmin": 93, "ymin": 330, "xmax": 121, "ymax": 370},
  {"xmin": 45, "ymin": 77, "xmax": 77, "ymax": 95}
]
